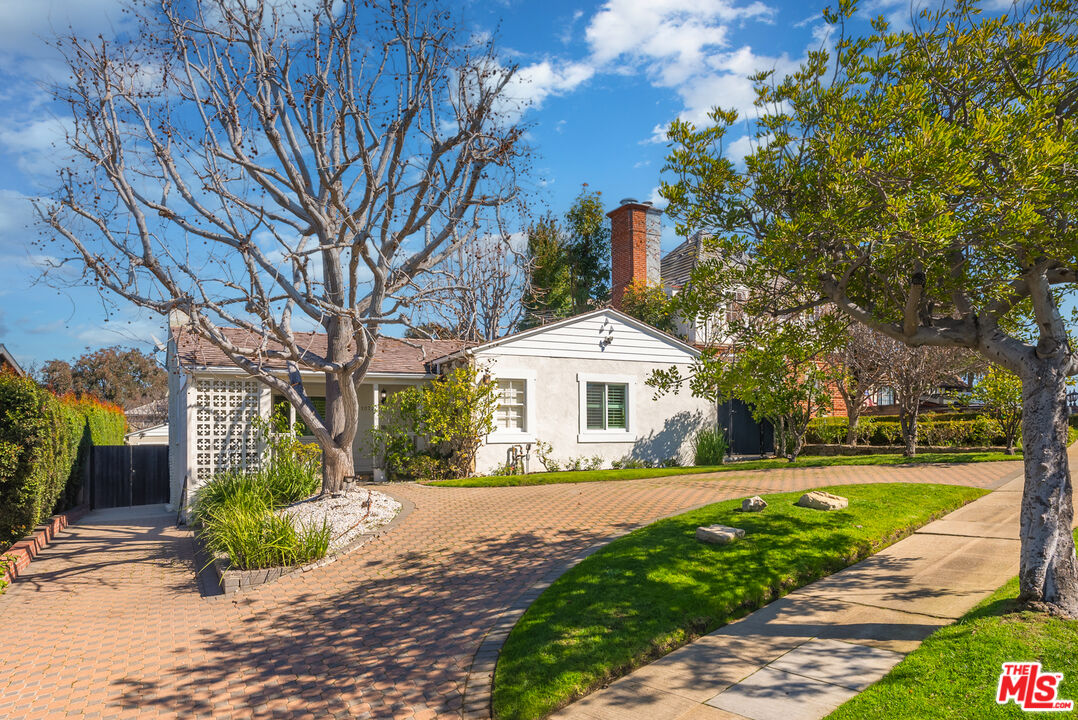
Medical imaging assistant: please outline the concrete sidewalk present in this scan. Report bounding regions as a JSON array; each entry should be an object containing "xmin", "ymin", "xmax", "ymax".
[{"xmin": 552, "ymin": 471, "xmax": 1033, "ymax": 720}]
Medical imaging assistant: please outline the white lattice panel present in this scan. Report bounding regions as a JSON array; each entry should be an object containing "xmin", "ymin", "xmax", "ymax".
[{"xmin": 192, "ymin": 377, "xmax": 263, "ymax": 482}]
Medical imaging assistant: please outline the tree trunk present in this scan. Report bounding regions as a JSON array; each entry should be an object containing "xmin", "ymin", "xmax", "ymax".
[
  {"xmin": 320, "ymin": 314, "xmax": 360, "ymax": 495},
  {"xmin": 788, "ymin": 428, "xmax": 804, "ymax": 462},
  {"xmin": 846, "ymin": 406, "xmax": 861, "ymax": 445},
  {"xmin": 845, "ymin": 403, "xmax": 862, "ymax": 446},
  {"xmin": 1017, "ymin": 360, "xmax": 1078, "ymax": 617},
  {"xmin": 900, "ymin": 409, "xmax": 918, "ymax": 457},
  {"xmin": 322, "ymin": 443, "xmax": 354, "ymax": 494}
]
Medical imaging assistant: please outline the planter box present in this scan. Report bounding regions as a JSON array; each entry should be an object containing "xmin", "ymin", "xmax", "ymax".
[{"xmin": 205, "ymin": 493, "xmax": 414, "ymax": 594}]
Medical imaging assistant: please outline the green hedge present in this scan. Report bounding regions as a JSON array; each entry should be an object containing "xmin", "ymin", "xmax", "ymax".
[
  {"xmin": 807, "ymin": 414, "xmax": 1008, "ymax": 447},
  {"xmin": 0, "ymin": 375, "xmax": 126, "ymax": 545}
]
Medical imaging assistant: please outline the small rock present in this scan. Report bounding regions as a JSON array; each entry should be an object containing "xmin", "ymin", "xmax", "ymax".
[
  {"xmin": 696, "ymin": 525, "xmax": 746, "ymax": 544},
  {"xmin": 795, "ymin": 491, "xmax": 849, "ymax": 511},
  {"xmin": 742, "ymin": 496, "xmax": 768, "ymax": 512}
]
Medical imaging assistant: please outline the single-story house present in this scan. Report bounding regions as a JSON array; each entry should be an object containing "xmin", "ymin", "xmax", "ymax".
[
  {"xmin": 165, "ymin": 308, "xmax": 714, "ymax": 509},
  {"xmin": 125, "ymin": 422, "xmax": 169, "ymax": 446}
]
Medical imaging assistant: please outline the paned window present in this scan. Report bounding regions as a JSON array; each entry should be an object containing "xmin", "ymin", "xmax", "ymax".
[
  {"xmin": 585, "ymin": 382, "xmax": 628, "ymax": 431},
  {"xmin": 496, "ymin": 379, "xmax": 527, "ymax": 432}
]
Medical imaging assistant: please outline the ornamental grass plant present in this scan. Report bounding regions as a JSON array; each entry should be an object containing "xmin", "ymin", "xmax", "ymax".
[{"xmin": 192, "ymin": 411, "xmax": 328, "ymax": 570}]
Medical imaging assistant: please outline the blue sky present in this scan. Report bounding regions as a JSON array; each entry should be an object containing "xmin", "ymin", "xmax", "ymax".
[{"xmin": 0, "ymin": 0, "xmax": 942, "ymax": 369}]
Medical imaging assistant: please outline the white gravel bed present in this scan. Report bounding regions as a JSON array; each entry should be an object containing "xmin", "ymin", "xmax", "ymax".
[{"xmin": 279, "ymin": 488, "xmax": 401, "ymax": 553}]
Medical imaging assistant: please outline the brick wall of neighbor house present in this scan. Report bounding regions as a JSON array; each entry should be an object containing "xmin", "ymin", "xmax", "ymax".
[{"xmin": 608, "ymin": 198, "xmax": 662, "ymax": 307}]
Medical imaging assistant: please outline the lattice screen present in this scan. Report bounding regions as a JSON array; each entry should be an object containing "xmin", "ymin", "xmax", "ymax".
[{"xmin": 192, "ymin": 377, "xmax": 264, "ymax": 482}]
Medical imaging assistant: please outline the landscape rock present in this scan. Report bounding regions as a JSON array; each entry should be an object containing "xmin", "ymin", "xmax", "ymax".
[
  {"xmin": 742, "ymin": 496, "xmax": 768, "ymax": 512},
  {"xmin": 696, "ymin": 524, "xmax": 746, "ymax": 544},
  {"xmin": 796, "ymin": 491, "xmax": 849, "ymax": 511}
]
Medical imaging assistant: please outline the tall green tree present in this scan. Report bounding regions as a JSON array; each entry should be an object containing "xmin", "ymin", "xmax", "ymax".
[
  {"xmin": 520, "ymin": 215, "xmax": 573, "ymax": 327},
  {"xmin": 521, "ymin": 187, "xmax": 611, "ymax": 326},
  {"xmin": 661, "ymin": 0, "xmax": 1078, "ymax": 614},
  {"xmin": 565, "ymin": 187, "xmax": 611, "ymax": 311}
]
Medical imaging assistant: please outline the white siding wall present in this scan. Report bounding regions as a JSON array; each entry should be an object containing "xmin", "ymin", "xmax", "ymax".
[
  {"xmin": 473, "ymin": 313, "xmax": 715, "ymax": 474},
  {"xmin": 479, "ymin": 314, "xmax": 692, "ymax": 364}
]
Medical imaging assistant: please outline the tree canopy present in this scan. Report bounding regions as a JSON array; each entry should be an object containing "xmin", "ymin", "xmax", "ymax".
[
  {"xmin": 37, "ymin": 346, "xmax": 166, "ymax": 409},
  {"xmin": 40, "ymin": 0, "xmax": 527, "ymax": 492},
  {"xmin": 661, "ymin": 0, "xmax": 1078, "ymax": 614},
  {"xmin": 521, "ymin": 187, "xmax": 611, "ymax": 326}
]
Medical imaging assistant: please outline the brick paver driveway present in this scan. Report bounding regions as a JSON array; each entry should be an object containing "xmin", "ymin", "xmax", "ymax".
[{"xmin": 0, "ymin": 460, "xmax": 1021, "ymax": 720}]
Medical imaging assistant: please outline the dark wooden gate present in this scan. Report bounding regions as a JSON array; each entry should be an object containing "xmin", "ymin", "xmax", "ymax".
[
  {"xmin": 717, "ymin": 398, "xmax": 774, "ymax": 456},
  {"xmin": 90, "ymin": 445, "xmax": 170, "ymax": 509}
]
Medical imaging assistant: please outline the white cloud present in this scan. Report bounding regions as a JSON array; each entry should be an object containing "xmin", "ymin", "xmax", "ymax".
[
  {"xmin": 511, "ymin": 59, "xmax": 596, "ymax": 109},
  {"xmin": 574, "ymin": 0, "xmax": 798, "ymax": 139},
  {"xmin": 647, "ymin": 186, "xmax": 668, "ymax": 208},
  {"xmin": 724, "ymin": 133, "xmax": 756, "ymax": 159}
]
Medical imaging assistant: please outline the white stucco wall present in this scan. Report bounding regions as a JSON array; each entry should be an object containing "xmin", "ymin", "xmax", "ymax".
[
  {"xmin": 475, "ymin": 353, "xmax": 715, "ymax": 474},
  {"xmin": 470, "ymin": 310, "xmax": 717, "ymax": 474}
]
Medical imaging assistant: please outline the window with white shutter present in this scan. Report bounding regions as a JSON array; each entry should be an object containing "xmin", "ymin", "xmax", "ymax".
[{"xmin": 585, "ymin": 382, "xmax": 628, "ymax": 431}]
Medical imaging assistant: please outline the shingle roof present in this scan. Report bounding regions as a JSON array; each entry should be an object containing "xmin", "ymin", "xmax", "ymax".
[
  {"xmin": 659, "ymin": 237, "xmax": 699, "ymax": 289},
  {"xmin": 174, "ymin": 326, "xmax": 466, "ymax": 375}
]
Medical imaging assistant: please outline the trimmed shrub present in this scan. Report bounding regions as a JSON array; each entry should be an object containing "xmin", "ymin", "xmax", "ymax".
[
  {"xmin": 806, "ymin": 413, "xmax": 1018, "ymax": 448},
  {"xmin": 0, "ymin": 376, "xmax": 125, "ymax": 546},
  {"xmin": 692, "ymin": 427, "xmax": 729, "ymax": 465}
]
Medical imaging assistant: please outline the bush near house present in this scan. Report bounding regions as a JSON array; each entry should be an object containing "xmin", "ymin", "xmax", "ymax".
[{"xmin": 0, "ymin": 374, "xmax": 126, "ymax": 546}]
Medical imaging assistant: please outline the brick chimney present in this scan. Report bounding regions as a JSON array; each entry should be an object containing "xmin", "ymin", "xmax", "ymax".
[{"xmin": 607, "ymin": 197, "xmax": 662, "ymax": 308}]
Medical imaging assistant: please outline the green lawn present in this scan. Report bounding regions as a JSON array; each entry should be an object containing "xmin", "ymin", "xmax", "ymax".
[
  {"xmin": 827, "ymin": 542, "xmax": 1078, "ymax": 719},
  {"xmin": 428, "ymin": 452, "xmax": 1019, "ymax": 487},
  {"xmin": 492, "ymin": 483, "xmax": 988, "ymax": 720}
]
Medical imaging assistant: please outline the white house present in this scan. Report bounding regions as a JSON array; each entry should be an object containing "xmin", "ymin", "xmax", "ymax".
[
  {"xmin": 165, "ymin": 308, "xmax": 714, "ymax": 507},
  {"xmin": 433, "ymin": 309, "xmax": 715, "ymax": 473}
]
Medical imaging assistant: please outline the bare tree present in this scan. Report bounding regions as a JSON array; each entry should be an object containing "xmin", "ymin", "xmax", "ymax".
[
  {"xmin": 880, "ymin": 338, "xmax": 974, "ymax": 457},
  {"xmin": 825, "ymin": 323, "xmax": 890, "ymax": 445},
  {"xmin": 409, "ymin": 232, "xmax": 527, "ymax": 341},
  {"xmin": 38, "ymin": 0, "xmax": 526, "ymax": 492}
]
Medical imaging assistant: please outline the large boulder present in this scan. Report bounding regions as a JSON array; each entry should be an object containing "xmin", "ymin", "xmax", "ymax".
[
  {"xmin": 742, "ymin": 496, "xmax": 768, "ymax": 512},
  {"xmin": 796, "ymin": 491, "xmax": 849, "ymax": 511},
  {"xmin": 696, "ymin": 525, "xmax": 746, "ymax": 544}
]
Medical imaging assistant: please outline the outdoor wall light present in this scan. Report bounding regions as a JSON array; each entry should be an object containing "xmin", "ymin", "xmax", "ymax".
[{"xmin": 380, "ymin": 388, "xmax": 388, "ymax": 403}]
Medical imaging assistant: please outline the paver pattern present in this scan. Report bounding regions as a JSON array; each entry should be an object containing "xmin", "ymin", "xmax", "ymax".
[{"xmin": 0, "ymin": 460, "xmax": 1021, "ymax": 720}]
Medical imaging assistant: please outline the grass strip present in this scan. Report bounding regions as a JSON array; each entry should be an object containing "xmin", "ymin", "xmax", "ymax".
[
  {"xmin": 827, "ymin": 534, "xmax": 1078, "ymax": 720},
  {"xmin": 429, "ymin": 452, "xmax": 1019, "ymax": 487},
  {"xmin": 492, "ymin": 482, "xmax": 988, "ymax": 720}
]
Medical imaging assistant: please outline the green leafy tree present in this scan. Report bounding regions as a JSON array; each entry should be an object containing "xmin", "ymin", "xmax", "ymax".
[
  {"xmin": 565, "ymin": 186, "xmax": 611, "ymax": 312},
  {"xmin": 973, "ymin": 365, "xmax": 1024, "ymax": 454},
  {"xmin": 520, "ymin": 215, "xmax": 573, "ymax": 327},
  {"xmin": 521, "ymin": 186, "xmax": 611, "ymax": 326},
  {"xmin": 722, "ymin": 319, "xmax": 838, "ymax": 461},
  {"xmin": 649, "ymin": 312, "xmax": 840, "ymax": 461},
  {"xmin": 37, "ymin": 346, "xmax": 166, "ymax": 408},
  {"xmin": 620, "ymin": 280, "xmax": 677, "ymax": 333},
  {"xmin": 660, "ymin": 0, "xmax": 1078, "ymax": 613},
  {"xmin": 369, "ymin": 364, "xmax": 497, "ymax": 480}
]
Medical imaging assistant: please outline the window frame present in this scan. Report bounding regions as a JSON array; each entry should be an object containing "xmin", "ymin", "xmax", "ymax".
[
  {"xmin": 486, "ymin": 370, "xmax": 537, "ymax": 444},
  {"xmin": 577, "ymin": 373, "xmax": 636, "ymax": 443}
]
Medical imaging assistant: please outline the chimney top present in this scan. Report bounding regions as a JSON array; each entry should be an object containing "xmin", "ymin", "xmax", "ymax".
[{"xmin": 619, "ymin": 197, "xmax": 638, "ymax": 205}]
